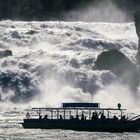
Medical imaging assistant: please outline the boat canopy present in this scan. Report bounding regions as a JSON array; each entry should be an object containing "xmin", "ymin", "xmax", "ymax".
[
  {"xmin": 32, "ymin": 103, "xmax": 126, "ymax": 111},
  {"xmin": 32, "ymin": 107, "xmax": 126, "ymax": 111}
]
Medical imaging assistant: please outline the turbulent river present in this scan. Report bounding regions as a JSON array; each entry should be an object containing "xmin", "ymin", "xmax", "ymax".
[{"xmin": 0, "ymin": 21, "xmax": 140, "ymax": 139}]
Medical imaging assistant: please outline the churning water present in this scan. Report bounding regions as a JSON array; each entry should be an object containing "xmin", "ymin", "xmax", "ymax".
[{"xmin": 0, "ymin": 21, "xmax": 139, "ymax": 139}]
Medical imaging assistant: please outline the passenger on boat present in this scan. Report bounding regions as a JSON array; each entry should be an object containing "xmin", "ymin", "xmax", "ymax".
[
  {"xmin": 26, "ymin": 112, "xmax": 30, "ymax": 119},
  {"xmin": 39, "ymin": 115, "xmax": 42, "ymax": 119},
  {"xmin": 95, "ymin": 112, "xmax": 98, "ymax": 120},
  {"xmin": 43, "ymin": 115, "xmax": 48, "ymax": 119},
  {"xmin": 75, "ymin": 114, "xmax": 79, "ymax": 120},
  {"xmin": 113, "ymin": 115, "xmax": 118, "ymax": 120},
  {"xmin": 91, "ymin": 112, "xmax": 95, "ymax": 120},
  {"xmin": 120, "ymin": 115, "xmax": 126, "ymax": 121},
  {"xmin": 81, "ymin": 113, "xmax": 85, "ymax": 120},
  {"xmin": 59, "ymin": 115, "xmax": 63, "ymax": 120},
  {"xmin": 91, "ymin": 112, "xmax": 99, "ymax": 120},
  {"xmin": 100, "ymin": 113, "xmax": 106, "ymax": 120},
  {"xmin": 70, "ymin": 115, "xmax": 74, "ymax": 120}
]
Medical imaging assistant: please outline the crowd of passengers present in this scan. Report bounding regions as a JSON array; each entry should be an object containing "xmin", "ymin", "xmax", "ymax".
[{"xmin": 35, "ymin": 111, "xmax": 127, "ymax": 121}]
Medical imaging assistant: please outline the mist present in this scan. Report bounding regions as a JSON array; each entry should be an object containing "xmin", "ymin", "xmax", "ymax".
[
  {"xmin": 28, "ymin": 72, "xmax": 140, "ymax": 112},
  {"xmin": 64, "ymin": 0, "xmax": 131, "ymax": 22}
]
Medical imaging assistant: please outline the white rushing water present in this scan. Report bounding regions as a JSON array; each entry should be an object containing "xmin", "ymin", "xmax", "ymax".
[
  {"xmin": 0, "ymin": 21, "xmax": 139, "ymax": 107},
  {"xmin": 0, "ymin": 21, "xmax": 139, "ymax": 139}
]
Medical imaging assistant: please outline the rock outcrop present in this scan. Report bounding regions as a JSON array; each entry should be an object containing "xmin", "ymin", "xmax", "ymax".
[
  {"xmin": 134, "ymin": 11, "xmax": 140, "ymax": 64},
  {"xmin": 95, "ymin": 49, "xmax": 138, "ymax": 90},
  {"xmin": 0, "ymin": 50, "xmax": 12, "ymax": 58}
]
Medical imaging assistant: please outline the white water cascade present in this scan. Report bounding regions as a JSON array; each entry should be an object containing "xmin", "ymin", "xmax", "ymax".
[{"xmin": 0, "ymin": 20, "xmax": 139, "ymax": 110}]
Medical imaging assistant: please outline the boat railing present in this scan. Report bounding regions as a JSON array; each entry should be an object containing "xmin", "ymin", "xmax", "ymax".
[
  {"xmin": 29, "ymin": 106, "xmax": 127, "ymax": 121},
  {"xmin": 128, "ymin": 115, "xmax": 140, "ymax": 121}
]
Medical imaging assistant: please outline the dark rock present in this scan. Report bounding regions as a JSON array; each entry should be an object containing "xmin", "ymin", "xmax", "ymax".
[
  {"xmin": 0, "ymin": 50, "xmax": 12, "ymax": 58},
  {"xmin": 95, "ymin": 49, "xmax": 138, "ymax": 90},
  {"xmin": 83, "ymin": 58, "xmax": 93, "ymax": 65},
  {"xmin": 69, "ymin": 58, "xmax": 79, "ymax": 68},
  {"xmin": 11, "ymin": 31, "xmax": 21, "ymax": 39},
  {"xmin": 25, "ymin": 30, "xmax": 39, "ymax": 35},
  {"xmin": 134, "ymin": 11, "xmax": 140, "ymax": 37},
  {"xmin": 134, "ymin": 11, "xmax": 140, "ymax": 64}
]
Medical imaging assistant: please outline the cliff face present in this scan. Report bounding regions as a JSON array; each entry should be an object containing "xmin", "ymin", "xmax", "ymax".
[{"xmin": 134, "ymin": 11, "xmax": 140, "ymax": 64}]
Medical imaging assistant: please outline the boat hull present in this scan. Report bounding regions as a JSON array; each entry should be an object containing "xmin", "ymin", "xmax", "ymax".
[{"xmin": 22, "ymin": 119, "xmax": 140, "ymax": 132}]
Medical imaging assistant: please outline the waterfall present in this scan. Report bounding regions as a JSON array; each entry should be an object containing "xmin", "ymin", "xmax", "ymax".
[{"xmin": 0, "ymin": 20, "xmax": 139, "ymax": 109}]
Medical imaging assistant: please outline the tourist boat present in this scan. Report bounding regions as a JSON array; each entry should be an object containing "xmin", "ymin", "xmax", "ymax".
[{"xmin": 21, "ymin": 103, "xmax": 140, "ymax": 132}]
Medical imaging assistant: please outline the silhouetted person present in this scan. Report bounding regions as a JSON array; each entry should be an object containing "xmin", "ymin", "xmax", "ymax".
[
  {"xmin": 94, "ymin": 112, "xmax": 98, "ymax": 120},
  {"xmin": 100, "ymin": 113, "xmax": 106, "ymax": 120},
  {"xmin": 39, "ymin": 115, "xmax": 42, "ymax": 119},
  {"xmin": 120, "ymin": 115, "xmax": 126, "ymax": 121},
  {"xmin": 26, "ymin": 112, "xmax": 30, "ymax": 119},
  {"xmin": 70, "ymin": 115, "xmax": 74, "ymax": 120},
  {"xmin": 43, "ymin": 115, "xmax": 48, "ymax": 119},
  {"xmin": 81, "ymin": 113, "xmax": 85, "ymax": 120},
  {"xmin": 113, "ymin": 115, "xmax": 118, "ymax": 120},
  {"xmin": 59, "ymin": 115, "xmax": 63, "ymax": 120},
  {"xmin": 91, "ymin": 112, "xmax": 95, "ymax": 120},
  {"xmin": 75, "ymin": 114, "xmax": 79, "ymax": 120},
  {"xmin": 91, "ymin": 112, "xmax": 98, "ymax": 120}
]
